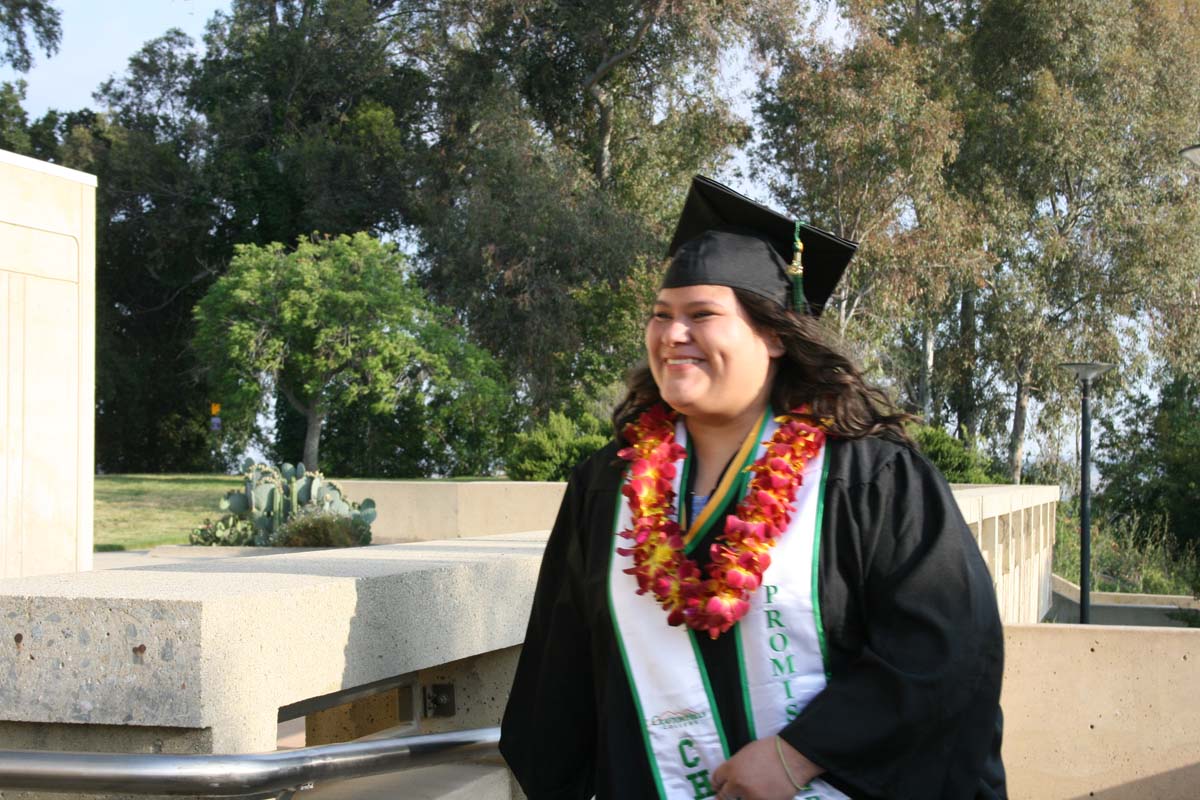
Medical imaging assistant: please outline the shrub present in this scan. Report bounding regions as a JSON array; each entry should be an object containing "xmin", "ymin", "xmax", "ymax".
[
  {"xmin": 507, "ymin": 411, "xmax": 609, "ymax": 481},
  {"xmin": 910, "ymin": 425, "xmax": 1000, "ymax": 484},
  {"xmin": 190, "ymin": 515, "xmax": 257, "ymax": 546},
  {"xmin": 1053, "ymin": 500, "xmax": 1200, "ymax": 596},
  {"xmin": 272, "ymin": 509, "xmax": 370, "ymax": 548}
]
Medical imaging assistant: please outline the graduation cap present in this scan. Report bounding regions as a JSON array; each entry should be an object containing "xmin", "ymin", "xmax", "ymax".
[{"xmin": 664, "ymin": 175, "xmax": 857, "ymax": 316}]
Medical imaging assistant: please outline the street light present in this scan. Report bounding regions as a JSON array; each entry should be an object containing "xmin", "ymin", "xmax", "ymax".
[
  {"xmin": 1183, "ymin": 144, "xmax": 1200, "ymax": 167},
  {"xmin": 1059, "ymin": 362, "xmax": 1115, "ymax": 624}
]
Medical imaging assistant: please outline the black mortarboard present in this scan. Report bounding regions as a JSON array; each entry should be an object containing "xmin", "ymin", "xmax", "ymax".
[{"xmin": 664, "ymin": 175, "xmax": 857, "ymax": 316}]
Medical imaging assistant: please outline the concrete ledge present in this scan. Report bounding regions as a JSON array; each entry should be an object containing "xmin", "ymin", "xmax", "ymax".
[
  {"xmin": 1003, "ymin": 623, "xmax": 1200, "ymax": 799},
  {"xmin": 0, "ymin": 534, "xmax": 547, "ymax": 754},
  {"xmin": 1047, "ymin": 574, "xmax": 1200, "ymax": 626},
  {"xmin": 335, "ymin": 481, "xmax": 565, "ymax": 544}
]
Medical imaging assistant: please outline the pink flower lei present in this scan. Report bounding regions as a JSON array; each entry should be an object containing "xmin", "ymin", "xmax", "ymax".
[{"xmin": 616, "ymin": 404, "xmax": 826, "ymax": 640}]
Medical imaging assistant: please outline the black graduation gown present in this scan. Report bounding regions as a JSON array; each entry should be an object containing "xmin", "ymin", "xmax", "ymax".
[{"xmin": 500, "ymin": 434, "xmax": 1007, "ymax": 800}]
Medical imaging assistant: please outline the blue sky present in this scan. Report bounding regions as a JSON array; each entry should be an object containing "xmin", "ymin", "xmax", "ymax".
[{"xmin": 2, "ymin": 0, "xmax": 231, "ymax": 118}]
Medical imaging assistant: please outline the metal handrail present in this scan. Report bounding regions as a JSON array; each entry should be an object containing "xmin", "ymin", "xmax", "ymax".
[{"xmin": 0, "ymin": 726, "xmax": 500, "ymax": 797}]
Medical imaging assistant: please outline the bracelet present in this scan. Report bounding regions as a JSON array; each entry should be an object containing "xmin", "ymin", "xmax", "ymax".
[{"xmin": 775, "ymin": 735, "xmax": 805, "ymax": 791}]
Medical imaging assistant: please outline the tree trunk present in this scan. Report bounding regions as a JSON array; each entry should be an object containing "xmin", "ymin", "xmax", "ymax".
[
  {"xmin": 590, "ymin": 84, "xmax": 613, "ymax": 184},
  {"xmin": 919, "ymin": 322, "xmax": 934, "ymax": 420},
  {"xmin": 302, "ymin": 407, "xmax": 324, "ymax": 473},
  {"xmin": 954, "ymin": 287, "xmax": 978, "ymax": 441},
  {"xmin": 1008, "ymin": 359, "xmax": 1032, "ymax": 484}
]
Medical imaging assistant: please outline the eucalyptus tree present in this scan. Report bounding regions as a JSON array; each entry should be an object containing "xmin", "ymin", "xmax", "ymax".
[
  {"xmin": 753, "ymin": 12, "xmax": 987, "ymax": 422},
  {"xmin": 0, "ymin": 0, "xmax": 60, "ymax": 71},
  {"xmin": 960, "ymin": 0, "xmax": 1200, "ymax": 481}
]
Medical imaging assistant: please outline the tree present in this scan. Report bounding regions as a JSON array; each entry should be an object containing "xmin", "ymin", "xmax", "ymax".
[
  {"xmin": 32, "ymin": 2, "xmax": 436, "ymax": 471},
  {"xmin": 193, "ymin": 233, "xmax": 498, "ymax": 472},
  {"xmin": 1097, "ymin": 374, "xmax": 1200, "ymax": 550},
  {"xmin": 0, "ymin": 0, "xmax": 60, "ymax": 72},
  {"xmin": 0, "ymin": 79, "xmax": 30, "ymax": 151},
  {"xmin": 959, "ymin": 0, "xmax": 1200, "ymax": 481},
  {"xmin": 313, "ymin": 317, "xmax": 519, "ymax": 477},
  {"xmin": 753, "ymin": 11, "xmax": 989, "ymax": 426},
  {"xmin": 409, "ymin": 0, "xmax": 791, "ymax": 414}
]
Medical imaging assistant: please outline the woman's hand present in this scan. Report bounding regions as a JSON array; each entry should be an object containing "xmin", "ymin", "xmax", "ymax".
[{"xmin": 711, "ymin": 736, "xmax": 823, "ymax": 800}]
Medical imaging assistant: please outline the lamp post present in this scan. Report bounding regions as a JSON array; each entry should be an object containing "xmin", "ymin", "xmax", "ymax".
[
  {"xmin": 1183, "ymin": 144, "xmax": 1200, "ymax": 167},
  {"xmin": 1059, "ymin": 362, "xmax": 1115, "ymax": 623}
]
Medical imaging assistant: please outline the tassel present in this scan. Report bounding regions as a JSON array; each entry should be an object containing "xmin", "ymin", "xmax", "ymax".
[{"xmin": 789, "ymin": 221, "xmax": 805, "ymax": 312}]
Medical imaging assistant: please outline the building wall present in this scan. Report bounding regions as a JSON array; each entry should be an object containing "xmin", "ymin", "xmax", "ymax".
[
  {"xmin": 0, "ymin": 149, "xmax": 96, "ymax": 578},
  {"xmin": 1003, "ymin": 624, "xmax": 1200, "ymax": 799}
]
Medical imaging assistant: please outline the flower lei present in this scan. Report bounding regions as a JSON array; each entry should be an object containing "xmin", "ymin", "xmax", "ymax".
[{"xmin": 616, "ymin": 404, "xmax": 826, "ymax": 640}]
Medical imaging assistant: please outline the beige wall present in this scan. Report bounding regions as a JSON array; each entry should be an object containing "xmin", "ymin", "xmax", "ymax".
[
  {"xmin": 347, "ymin": 479, "xmax": 1058, "ymax": 624},
  {"xmin": 1003, "ymin": 624, "xmax": 1200, "ymax": 799},
  {"xmin": 953, "ymin": 484, "xmax": 1059, "ymax": 624},
  {"xmin": 337, "ymin": 480, "xmax": 567, "ymax": 544},
  {"xmin": 0, "ymin": 149, "xmax": 96, "ymax": 578}
]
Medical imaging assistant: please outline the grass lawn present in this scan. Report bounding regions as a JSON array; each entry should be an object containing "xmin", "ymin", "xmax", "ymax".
[{"xmin": 94, "ymin": 474, "xmax": 242, "ymax": 551}]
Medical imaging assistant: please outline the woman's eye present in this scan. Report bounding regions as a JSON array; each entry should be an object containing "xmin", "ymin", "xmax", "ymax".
[{"xmin": 651, "ymin": 311, "xmax": 672, "ymax": 320}]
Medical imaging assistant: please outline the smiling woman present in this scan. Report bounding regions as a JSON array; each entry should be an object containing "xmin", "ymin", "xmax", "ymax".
[{"xmin": 500, "ymin": 176, "xmax": 1007, "ymax": 800}]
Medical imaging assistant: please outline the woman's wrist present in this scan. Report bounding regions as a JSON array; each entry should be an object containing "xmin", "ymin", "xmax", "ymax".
[{"xmin": 774, "ymin": 735, "xmax": 823, "ymax": 788}]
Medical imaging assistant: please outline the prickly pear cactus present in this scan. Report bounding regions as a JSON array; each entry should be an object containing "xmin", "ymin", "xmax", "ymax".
[{"xmin": 195, "ymin": 462, "xmax": 374, "ymax": 547}]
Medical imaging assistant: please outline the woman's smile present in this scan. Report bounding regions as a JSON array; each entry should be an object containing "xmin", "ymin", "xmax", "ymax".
[{"xmin": 645, "ymin": 284, "xmax": 782, "ymax": 423}]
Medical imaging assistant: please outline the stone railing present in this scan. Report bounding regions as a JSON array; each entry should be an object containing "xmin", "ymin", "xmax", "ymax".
[
  {"xmin": 341, "ymin": 479, "xmax": 1060, "ymax": 623},
  {"xmin": 0, "ymin": 481, "xmax": 1072, "ymax": 799},
  {"xmin": 951, "ymin": 483, "xmax": 1060, "ymax": 624}
]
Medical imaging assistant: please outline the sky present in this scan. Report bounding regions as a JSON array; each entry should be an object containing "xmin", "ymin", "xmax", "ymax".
[{"xmin": 1, "ymin": 0, "xmax": 232, "ymax": 119}]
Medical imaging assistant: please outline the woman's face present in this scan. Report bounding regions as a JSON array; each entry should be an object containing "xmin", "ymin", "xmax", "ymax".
[{"xmin": 645, "ymin": 284, "xmax": 782, "ymax": 424}]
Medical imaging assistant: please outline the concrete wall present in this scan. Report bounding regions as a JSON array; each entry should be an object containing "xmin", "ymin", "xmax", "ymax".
[
  {"xmin": 0, "ymin": 534, "xmax": 546, "ymax": 762},
  {"xmin": 341, "ymin": 479, "xmax": 1058, "ymax": 625},
  {"xmin": 1003, "ymin": 624, "xmax": 1200, "ymax": 799},
  {"xmin": 336, "ymin": 480, "xmax": 566, "ymax": 544},
  {"xmin": 1047, "ymin": 574, "xmax": 1200, "ymax": 627},
  {"xmin": 0, "ymin": 149, "xmax": 96, "ymax": 579},
  {"xmin": 0, "ymin": 482, "xmax": 1058, "ymax": 798},
  {"xmin": 952, "ymin": 483, "xmax": 1059, "ymax": 624}
]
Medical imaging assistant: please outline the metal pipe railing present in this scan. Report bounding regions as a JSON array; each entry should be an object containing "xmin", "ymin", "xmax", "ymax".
[{"xmin": 0, "ymin": 726, "xmax": 500, "ymax": 797}]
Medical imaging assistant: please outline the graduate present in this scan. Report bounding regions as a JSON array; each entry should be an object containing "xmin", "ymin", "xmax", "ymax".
[{"xmin": 500, "ymin": 176, "xmax": 1006, "ymax": 800}]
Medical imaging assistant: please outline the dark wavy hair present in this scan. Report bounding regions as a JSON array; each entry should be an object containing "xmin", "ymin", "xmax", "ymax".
[{"xmin": 612, "ymin": 287, "xmax": 914, "ymax": 444}]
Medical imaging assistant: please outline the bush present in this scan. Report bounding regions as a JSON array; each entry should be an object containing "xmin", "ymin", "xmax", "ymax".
[
  {"xmin": 507, "ymin": 411, "xmax": 609, "ymax": 481},
  {"xmin": 910, "ymin": 425, "xmax": 1000, "ymax": 484},
  {"xmin": 272, "ymin": 509, "xmax": 370, "ymax": 548},
  {"xmin": 190, "ymin": 515, "xmax": 257, "ymax": 546},
  {"xmin": 1053, "ymin": 500, "xmax": 1200, "ymax": 596}
]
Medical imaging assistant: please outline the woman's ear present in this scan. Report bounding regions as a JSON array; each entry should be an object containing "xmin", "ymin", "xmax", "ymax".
[{"xmin": 766, "ymin": 332, "xmax": 785, "ymax": 359}]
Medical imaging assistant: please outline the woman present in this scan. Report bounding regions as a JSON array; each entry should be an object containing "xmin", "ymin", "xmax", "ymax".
[{"xmin": 500, "ymin": 176, "xmax": 1006, "ymax": 800}]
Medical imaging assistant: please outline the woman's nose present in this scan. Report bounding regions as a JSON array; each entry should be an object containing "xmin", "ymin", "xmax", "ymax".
[{"xmin": 661, "ymin": 318, "xmax": 690, "ymax": 345}]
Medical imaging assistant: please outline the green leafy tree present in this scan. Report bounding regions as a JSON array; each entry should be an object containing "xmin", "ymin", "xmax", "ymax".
[
  {"xmin": 315, "ymin": 317, "xmax": 519, "ymax": 477},
  {"xmin": 753, "ymin": 11, "xmax": 989, "ymax": 427},
  {"xmin": 959, "ymin": 0, "xmax": 1200, "ymax": 481},
  {"xmin": 411, "ymin": 0, "xmax": 792, "ymax": 414},
  {"xmin": 32, "ymin": 2, "xmax": 435, "ymax": 470},
  {"xmin": 0, "ymin": 0, "xmax": 60, "ymax": 72},
  {"xmin": 507, "ymin": 411, "xmax": 609, "ymax": 481},
  {"xmin": 194, "ymin": 233, "xmax": 502, "ymax": 472},
  {"xmin": 0, "ymin": 79, "xmax": 30, "ymax": 151},
  {"xmin": 1097, "ymin": 375, "xmax": 1200, "ymax": 550}
]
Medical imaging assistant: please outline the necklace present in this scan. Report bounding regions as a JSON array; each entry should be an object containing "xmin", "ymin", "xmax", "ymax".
[{"xmin": 617, "ymin": 403, "xmax": 826, "ymax": 639}]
